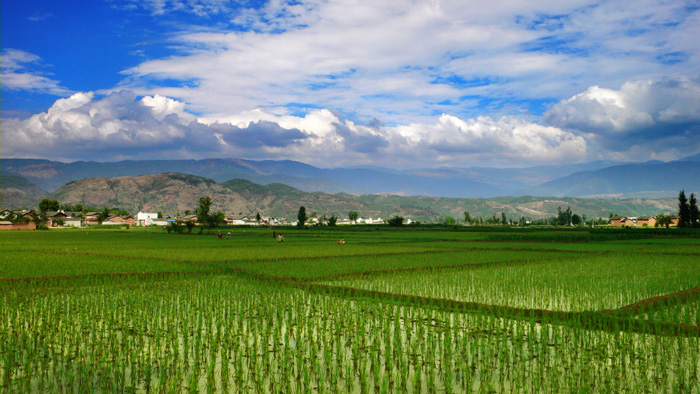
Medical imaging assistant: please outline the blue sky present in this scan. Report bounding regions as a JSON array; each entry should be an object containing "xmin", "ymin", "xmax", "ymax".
[{"xmin": 2, "ymin": 0, "xmax": 700, "ymax": 169}]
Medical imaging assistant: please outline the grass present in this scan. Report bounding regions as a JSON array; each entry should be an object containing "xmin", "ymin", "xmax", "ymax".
[
  {"xmin": 1, "ymin": 225, "xmax": 698, "ymax": 393},
  {"xmin": 329, "ymin": 253, "xmax": 700, "ymax": 311}
]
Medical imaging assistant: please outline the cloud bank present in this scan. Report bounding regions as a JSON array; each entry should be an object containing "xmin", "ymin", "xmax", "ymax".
[{"xmin": 2, "ymin": 90, "xmax": 586, "ymax": 167}]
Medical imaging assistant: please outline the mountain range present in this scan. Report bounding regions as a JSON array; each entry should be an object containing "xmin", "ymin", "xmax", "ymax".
[
  {"xmin": 1, "ymin": 156, "xmax": 697, "ymax": 220},
  {"xmin": 2, "ymin": 154, "xmax": 698, "ymax": 199},
  {"xmin": 0, "ymin": 172, "xmax": 679, "ymax": 222}
]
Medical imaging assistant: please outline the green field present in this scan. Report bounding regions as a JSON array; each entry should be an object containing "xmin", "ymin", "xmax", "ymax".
[{"xmin": 1, "ymin": 226, "xmax": 699, "ymax": 393}]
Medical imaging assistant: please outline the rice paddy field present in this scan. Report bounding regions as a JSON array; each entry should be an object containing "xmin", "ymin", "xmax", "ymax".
[{"xmin": 1, "ymin": 226, "xmax": 699, "ymax": 393}]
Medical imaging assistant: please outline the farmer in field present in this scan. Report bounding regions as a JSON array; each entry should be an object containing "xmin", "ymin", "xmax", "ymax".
[
  {"xmin": 227, "ymin": 232, "xmax": 231, "ymax": 239},
  {"xmin": 218, "ymin": 231, "xmax": 222, "ymax": 239},
  {"xmin": 337, "ymin": 239, "xmax": 345, "ymax": 244},
  {"xmin": 277, "ymin": 234, "xmax": 284, "ymax": 242},
  {"xmin": 273, "ymin": 230, "xmax": 276, "ymax": 239}
]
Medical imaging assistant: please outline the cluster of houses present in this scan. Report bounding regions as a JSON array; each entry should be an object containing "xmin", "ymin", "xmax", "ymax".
[
  {"xmin": 0, "ymin": 209, "xmax": 386, "ymax": 230},
  {"xmin": 0, "ymin": 209, "xmax": 128, "ymax": 230},
  {"xmin": 172, "ymin": 214, "xmax": 387, "ymax": 227},
  {"xmin": 608, "ymin": 215, "xmax": 679, "ymax": 227}
]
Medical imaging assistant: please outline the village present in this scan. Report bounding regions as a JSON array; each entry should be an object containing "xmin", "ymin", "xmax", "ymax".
[
  {"xmin": 0, "ymin": 209, "xmax": 390, "ymax": 230},
  {"xmin": 608, "ymin": 215, "xmax": 680, "ymax": 227},
  {"xmin": 0, "ymin": 206, "xmax": 685, "ymax": 230}
]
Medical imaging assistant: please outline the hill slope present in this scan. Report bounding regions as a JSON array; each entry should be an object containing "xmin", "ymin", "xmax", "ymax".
[
  {"xmin": 51, "ymin": 173, "xmax": 255, "ymax": 215},
  {"xmin": 0, "ymin": 175, "xmax": 48, "ymax": 209},
  {"xmin": 1, "ymin": 158, "xmax": 505, "ymax": 197},
  {"xmin": 46, "ymin": 174, "xmax": 678, "ymax": 221}
]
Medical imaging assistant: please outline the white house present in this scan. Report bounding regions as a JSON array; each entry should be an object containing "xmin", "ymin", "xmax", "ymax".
[
  {"xmin": 150, "ymin": 219, "xmax": 169, "ymax": 226},
  {"xmin": 63, "ymin": 217, "xmax": 82, "ymax": 228},
  {"xmin": 136, "ymin": 212, "xmax": 159, "ymax": 226}
]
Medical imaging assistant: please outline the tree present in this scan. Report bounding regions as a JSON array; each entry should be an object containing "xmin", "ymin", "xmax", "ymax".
[
  {"xmin": 571, "ymin": 214, "xmax": 581, "ymax": 226},
  {"xmin": 256, "ymin": 212, "xmax": 262, "ymax": 225},
  {"xmin": 195, "ymin": 196, "xmax": 225, "ymax": 228},
  {"xmin": 486, "ymin": 214, "xmax": 499, "ymax": 225},
  {"xmin": 463, "ymin": 211, "xmax": 472, "ymax": 225},
  {"xmin": 678, "ymin": 190, "xmax": 691, "ymax": 228},
  {"xmin": 297, "ymin": 206, "xmax": 307, "ymax": 228},
  {"xmin": 184, "ymin": 210, "xmax": 191, "ymax": 216},
  {"xmin": 30, "ymin": 209, "xmax": 49, "ymax": 230},
  {"xmin": 209, "ymin": 211, "xmax": 225, "ymax": 228},
  {"xmin": 6, "ymin": 211, "xmax": 30, "ymax": 224},
  {"xmin": 690, "ymin": 193, "xmax": 699, "ymax": 228},
  {"xmin": 556, "ymin": 206, "xmax": 573, "ymax": 226},
  {"xmin": 387, "ymin": 215, "xmax": 404, "ymax": 227},
  {"xmin": 196, "ymin": 197, "xmax": 213, "ymax": 226},
  {"xmin": 444, "ymin": 216, "xmax": 455, "ymax": 225},
  {"xmin": 328, "ymin": 215, "xmax": 338, "ymax": 226},
  {"xmin": 348, "ymin": 211, "xmax": 359, "ymax": 223},
  {"xmin": 656, "ymin": 214, "xmax": 673, "ymax": 229},
  {"xmin": 39, "ymin": 198, "xmax": 60, "ymax": 213},
  {"xmin": 501, "ymin": 212, "xmax": 507, "ymax": 226},
  {"xmin": 97, "ymin": 206, "xmax": 110, "ymax": 224},
  {"xmin": 168, "ymin": 221, "xmax": 184, "ymax": 234}
]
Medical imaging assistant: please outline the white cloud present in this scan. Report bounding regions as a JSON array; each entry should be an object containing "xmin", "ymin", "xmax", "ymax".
[
  {"xmin": 0, "ymin": 49, "xmax": 72, "ymax": 96},
  {"xmin": 117, "ymin": 0, "xmax": 700, "ymax": 124},
  {"xmin": 389, "ymin": 115, "xmax": 587, "ymax": 165},
  {"xmin": 2, "ymin": 90, "xmax": 587, "ymax": 168},
  {"xmin": 1, "ymin": 91, "xmax": 309, "ymax": 162},
  {"xmin": 140, "ymin": 94, "xmax": 191, "ymax": 121},
  {"xmin": 544, "ymin": 76, "xmax": 700, "ymax": 159}
]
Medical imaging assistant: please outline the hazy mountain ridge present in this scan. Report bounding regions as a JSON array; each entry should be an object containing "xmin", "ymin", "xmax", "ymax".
[
  {"xmin": 0, "ymin": 158, "xmax": 567, "ymax": 197},
  {"xmin": 2, "ymin": 155, "xmax": 698, "ymax": 206},
  {"xmin": 524, "ymin": 160, "xmax": 700, "ymax": 197},
  {"xmin": 14, "ymin": 173, "xmax": 678, "ymax": 222}
]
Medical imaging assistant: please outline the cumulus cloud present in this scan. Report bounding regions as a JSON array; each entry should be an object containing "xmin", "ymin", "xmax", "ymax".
[
  {"xmin": 2, "ymin": 90, "xmax": 587, "ymax": 167},
  {"xmin": 1, "ymin": 91, "xmax": 309, "ymax": 161},
  {"xmin": 544, "ymin": 77, "xmax": 700, "ymax": 157},
  {"xmin": 0, "ymin": 49, "xmax": 72, "ymax": 95},
  {"xmin": 390, "ymin": 115, "xmax": 587, "ymax": 165},
  {"xmin": 333, "ymin": 122, "xmax": 389, "ymax": 154},
  {"xmin": 191, "ymin": 120, "xmax": 309, "ymax": 149}
]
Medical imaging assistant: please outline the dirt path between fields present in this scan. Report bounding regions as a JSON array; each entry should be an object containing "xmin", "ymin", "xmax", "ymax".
[{"xmin": 602, "ymin": 286, "xmax": 700, "ymax": 316}]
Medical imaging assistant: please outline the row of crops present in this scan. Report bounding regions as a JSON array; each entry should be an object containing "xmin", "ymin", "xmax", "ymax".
[{"xmin": 1, "ymin": 227, "xmax": 699, "ymax": 393}]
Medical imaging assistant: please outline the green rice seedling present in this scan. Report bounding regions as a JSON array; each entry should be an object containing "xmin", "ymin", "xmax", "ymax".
[{"xmin": 1, "ymin": 227, "xmax": 699, "ymax": 393}]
